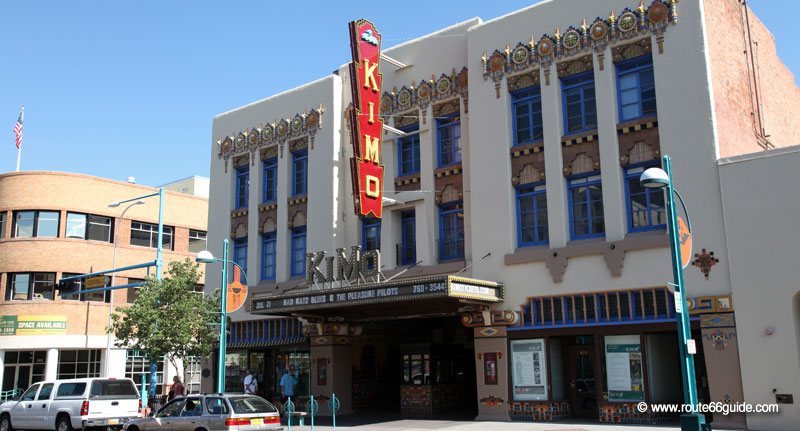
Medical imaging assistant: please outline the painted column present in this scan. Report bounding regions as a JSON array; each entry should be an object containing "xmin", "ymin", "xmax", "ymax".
[
  {"xmin": 473, "ymin": 326, "xmax": 510, "ymax": 421},
  {"xmin": 459, "ymin": 96, "xmax": 473, "ymax": 264},
  {"xmin": 248, "ymin": 157, "xmax": 263, "ymax": 284},
  {"xmin": 0, "ymin": 351, "xmax": 5, "ymax": 392},
  {"xmin": 592, "ymin": 47, "xmax": 626, "ymax": 241},
  {"xmin": 418, "ymin": 106, "xmax": 437, "ymax": 265},
  {"xmin": 700, "ymin": 313, "xmax": 746, "ymax": 429},
  {"xmin": 276, "ymin": 146, "xmax": 290, "ymax": 281},
  {"xmin": 309, "ymin": 333, "xmax": 353, "ymax": 416},
  {"xmin": 45, "ymin": 349, "xmax": 58, "ymax": 381},
  {"xmin": 540, "ymin": 68, "xmax": 569, "ymax": 247},
  {"xmin": 106, "ymin": 349, "xmax": 127, "ymax": 378}
]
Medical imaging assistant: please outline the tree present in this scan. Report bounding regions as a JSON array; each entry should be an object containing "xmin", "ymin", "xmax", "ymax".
[{"xmin": 109, "ymin": 259, "xmax": 220, "ymax": 376}]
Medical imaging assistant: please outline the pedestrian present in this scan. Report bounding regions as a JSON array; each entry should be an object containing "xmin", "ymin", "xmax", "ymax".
[
  {"xmin": 279, "ymin": 364, "xmax": 297, "ymax": 403},
  {"xmin": 172, "ymin": 376, "xmax": 185, "ymax": 397},
  {"xmin": 243, "ymin": 369, "xmax": 258, "ymax": 395}
]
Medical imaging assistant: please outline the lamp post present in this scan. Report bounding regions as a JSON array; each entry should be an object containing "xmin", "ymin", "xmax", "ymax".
[
  {"xmin": 640, "ymin": 155, "xmax": 705, "ymax": 431},
  {"xmin": 197, "ymin": 239, "xmax": 248, "ymax": 393},
  {"xmin": 103, "ymin": 199, "xmax": 146, "ymax": 377}
]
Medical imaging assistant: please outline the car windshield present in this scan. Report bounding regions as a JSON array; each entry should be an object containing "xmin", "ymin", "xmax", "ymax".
[
  {"xmin": 89, "ymin": 380, "xmax": 139, "ymax": 399},
  {"xmin": 228, "ymin": 396, "xmax": 277, "ymax": 414}
]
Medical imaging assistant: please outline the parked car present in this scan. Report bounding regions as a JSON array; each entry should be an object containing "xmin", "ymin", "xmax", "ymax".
[
  {"xmin": 123, "ymin": 394, "xmax": 281, "ymax": 431},
  {"xmin": 0, "ymin": 378, "xmax": 141, "ymax": 431}
]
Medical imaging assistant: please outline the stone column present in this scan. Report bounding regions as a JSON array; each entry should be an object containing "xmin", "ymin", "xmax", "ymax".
[
  {"xmin": 248, "ymin": 157, "xmax": 263, "ymax": 283},
  {"xmin": 539, "ymin": 68, "xmax": 569, "ymax": 247},
  {"xmin": 45, "ymin": 349, "xmax": 59, "ymax": 381},
  {"xmin": 276, "ymin": 146, "xmax": 290, "ymax": 281},
  {"xmin": 700, "ymin": 313, "xmax": 746, "ymax": 429},
  {"xmin": 0, "ymin": 351, "xmax": 5, "ymax": 391}
]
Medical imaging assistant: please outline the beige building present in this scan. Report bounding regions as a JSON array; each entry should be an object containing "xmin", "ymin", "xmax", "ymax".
[
  {"xmin": 0, "ymin": 171, "xmax": 208, "ymax": 398},
  {"xmin": 206, "ymin": 0, "xmax": 800, "ymax": 429}
]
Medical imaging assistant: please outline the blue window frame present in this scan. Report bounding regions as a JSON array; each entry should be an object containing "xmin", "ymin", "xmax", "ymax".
[
  {"xmin": 624, "ymin": 162, "xmax": 666, "ymax": 232},
  {"xmin": 292, "ymin": 150, "xmax": 308, "ymax": 196},
  {"xmin": 399, "ymin": 210, "xmax": 416, "ymax": 266},
  {"xmin": 233, "ymin": 238, "xmax": 248, "ymax": 283},
  {"xmin": 290, "ymin": 227, "xmax": 306, "ymax": 277},
  {"xmin": 436, "ymin": 115, "xmax": 461, "ymax": 167},
  {"xmin": 397, "ymin": 124, "xmax": 421, "ymax": 176},
  {"xmin": 617, "ymin": 55, "xmax": 656, "ymax": 122},
  {"xmin": 262, "ymin": 157, "xmax": 278, "ymax": 203},
  {"xmin": 512, "ymin": 86, "xmax": 544, "ymax": 146},
  {"xmin": 235, "ymin": 166, "xmax": 249, "ymax": 209},
  {"xmin": 361, "ymin": 217, "xmax": 381, "ymax": 252},
  {"xmin": 568, "ymin": 173, "xmax": 605, "ymax": 239},
  {"xmin": 260, "ymin": 232, "xmax": 276, "ymax": 281},
  {"xmin": 561, "ymin": 72, "xmax": 598, "ymax": 134},
  {"xmin": 439, "ymin": 203, "xmax": 464, "ymax": 261},
  {"xmin": 516, "ymin": 182, "xmax": 548, "ymax": 246}
]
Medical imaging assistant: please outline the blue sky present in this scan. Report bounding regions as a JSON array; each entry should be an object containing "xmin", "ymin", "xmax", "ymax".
[{"xmin": 1, "ymin": 1, "xmax": 795, "ymax": 187}]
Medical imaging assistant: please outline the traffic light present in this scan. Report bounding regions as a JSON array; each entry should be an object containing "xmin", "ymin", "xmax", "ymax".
[{"xmin": 57, "ymin": 280, "xmax": 78, "ymax": 298}]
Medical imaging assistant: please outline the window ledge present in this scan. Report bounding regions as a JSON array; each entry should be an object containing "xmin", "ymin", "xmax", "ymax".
[
  {"xmin": 510, "ymin": 142, "xmax": 544, "ymax": 157},
  {"xmin": 231, "ymin": 208, "xmax": 248, "ymax": 217},
  {"xmin": 504, "ymin": 231, "xmax": 668, "ymax": 282},
  {"xmin": 288, "ymin": 195, "xmax": 308, "ymax": 205},
  {"xmin": 561, "ymin": 129, "xmax": 599, "ymax": 146},
  {"xmin": 617, "ymin": 115, "xmax": 658, "ymax": 134},
  {"xmin": 259, "ymin": 202, "xmax": 278, "ymax": 212},
  {"xmin": 395, "ymin": 172, "xmax": 421, "ymax": 185},
  {"xmin": 434, "ymin": 164, "xmax": 463, "ymax": 177}
]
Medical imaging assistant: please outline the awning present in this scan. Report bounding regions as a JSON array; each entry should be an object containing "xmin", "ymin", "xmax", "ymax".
[{"xmin": 249, "ymin": 275, "xmax": 503, "ymax": 321}]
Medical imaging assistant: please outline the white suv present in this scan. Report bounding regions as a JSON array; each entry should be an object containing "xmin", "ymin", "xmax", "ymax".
[{"xmin": 0, "ymin": 378, "xmax": 141, "ymax": 431}]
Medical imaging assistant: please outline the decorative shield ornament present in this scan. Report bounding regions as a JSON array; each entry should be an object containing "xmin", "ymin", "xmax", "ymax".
[
  {"xmin": 619, "ymin": 12, "xmax": 637, "ymax": 32},
  {"xmin": 591, "ymin": 21, "xmax": 609, "ymax": 41},
  {"xmin": 537, "ymin": 37, "xmax": 554, "ymax": 56},
  {"xmin": 512, "ymin": 46, "xmax": 529, "ymax": 65},
  {"xmin": 489, "ymin": 52, "xmax": 505, "ymax": 72},
  {"xmin": 648, "ymin": 1, "xmax": 669, "ymax": 23},
  {"xmin": 436, "ymin": 76, "xmax": 451, "ymax": 95},
  {"xmin": 563, "ymin": 30, "xmax": 580, "ymax": 50}
]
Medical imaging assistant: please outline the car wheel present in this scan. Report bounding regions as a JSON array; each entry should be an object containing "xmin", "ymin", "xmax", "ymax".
[
  {"xmin": 0, "ymin": 415, "xmax": 14, "ymax": 431},
  {"xmin": 127, "ymin": 426, "xmax": 139, "ymax": 431},
  {"xmin": 57, "ymin": 415, "xmax": 73, "ymax": 431}
]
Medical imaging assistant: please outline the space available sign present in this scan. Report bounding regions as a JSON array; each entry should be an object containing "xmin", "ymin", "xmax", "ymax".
[
  {"xmin": 348, "ymin": 19, "xmax": 384, "ymax": 218},
  {"xmin": 1, "ymin": 315, "xmax": 67, "ymax": 336}
]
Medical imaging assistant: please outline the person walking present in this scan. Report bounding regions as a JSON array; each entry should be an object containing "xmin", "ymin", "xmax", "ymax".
[
  {"xmin": 243, "ymin": 369, "xmax": 258, "ymax": 395},
  {"xmin": 172, "ymin": 376, "xmax": 185, "ymax": 397},
  {"xmin": 279, "ymin": 364, "xmax": 297, "ymax": 403}
]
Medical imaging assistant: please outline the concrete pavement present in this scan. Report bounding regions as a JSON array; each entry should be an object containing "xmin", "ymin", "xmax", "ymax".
[{"xmin": 281, "ymin": 419, "xmax": 727, "ymax": 431}]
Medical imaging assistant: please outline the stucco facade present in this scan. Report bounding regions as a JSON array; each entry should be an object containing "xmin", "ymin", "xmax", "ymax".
[
  {"xmin": 206, "ymin": 0, "xmax": 800, "ymax": 428},
  {"xmin": 0, "ymin": 171, "xmax": 208, "ymax": 397}
]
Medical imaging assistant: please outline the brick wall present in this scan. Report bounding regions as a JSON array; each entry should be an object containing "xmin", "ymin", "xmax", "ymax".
[{"xmin": 704, "ymin": 0, "xmax": 800, "ymax": 157}]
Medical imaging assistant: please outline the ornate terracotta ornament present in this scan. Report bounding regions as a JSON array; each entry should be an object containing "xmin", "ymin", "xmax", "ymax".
[
  {"xmin": 691, "ymin": 248, "xmax": 720, "ymax": 280},
  {"xmin": 381, "ymin": 67, "xmax": 468, "ymax": 120}
]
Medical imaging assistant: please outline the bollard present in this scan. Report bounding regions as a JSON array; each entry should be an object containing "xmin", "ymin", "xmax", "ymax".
[
  {"xmin": 308, "ymin": 395, "xmax": 319, "ymax": 431},
  {"xmin": 284, "ymin": 396, "xmax": 295, "ymax": 431}
]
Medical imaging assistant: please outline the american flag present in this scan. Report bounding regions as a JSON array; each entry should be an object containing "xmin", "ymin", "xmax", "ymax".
[{"xmin": 13, "ymin": 107, "xmax": 24, "ymax": 149}]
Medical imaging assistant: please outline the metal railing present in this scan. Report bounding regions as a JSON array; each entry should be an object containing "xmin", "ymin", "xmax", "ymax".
[{"xmin": 0, "ymin": 388, "xmax": 22, "ymax": 403}]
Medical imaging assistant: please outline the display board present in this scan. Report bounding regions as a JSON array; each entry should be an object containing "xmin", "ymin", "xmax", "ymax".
[
  {"xmin": 510, "ymin": 339, "xmax": 548, "ymax": 401},
  {"xmin": 605, "ymin": 335, "xmax": 645, "ymax": 401}
]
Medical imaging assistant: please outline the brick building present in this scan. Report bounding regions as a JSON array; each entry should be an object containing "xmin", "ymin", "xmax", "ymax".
[
  {"xmin": 205, "ymin": 0, "xmax": 800, "ymax": 429},
  {"xmin": 0, "ymin": 171, "xmax": 208, "ymax": 397}
]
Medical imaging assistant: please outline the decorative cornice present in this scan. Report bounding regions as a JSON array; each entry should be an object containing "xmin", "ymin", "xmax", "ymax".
[
  {"xmin": 217, "ymin": 105, "xmax": 324, "ymax": 172},
  {"xmin": 381, "ymin": 67, "xmax": 468, "ymax": 123},
  {"xmin": 481, "ymin": 0, "xmax": 677, "ymax": 97}
]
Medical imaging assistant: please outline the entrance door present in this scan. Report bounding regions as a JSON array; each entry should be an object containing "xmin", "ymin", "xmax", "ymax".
[{"xmin": 567, "ymin": 346, "xmax": 597, "ymax": 418}]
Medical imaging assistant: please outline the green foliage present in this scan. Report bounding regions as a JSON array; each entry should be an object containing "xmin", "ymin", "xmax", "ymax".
[{"xmin": 109, "ymin": 259, "xmax": 220, "ymax": 373}]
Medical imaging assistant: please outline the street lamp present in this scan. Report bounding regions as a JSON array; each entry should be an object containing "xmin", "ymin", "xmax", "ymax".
[
  {"xmin": 640, "ymin": 155, "xmax": 705, "ymax": 431},
  {"xmin": 103, "ymin": 199, "xmax": 146, "ymax": 377},
  {"xmin": 196, "ymin": 239, "xmax": 248, "ymax": 393}
]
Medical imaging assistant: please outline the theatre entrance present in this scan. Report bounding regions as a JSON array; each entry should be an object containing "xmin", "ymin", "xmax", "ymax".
[{"xmin": 349, "ymin": 316, "xmax": 477, "ymax": 418}]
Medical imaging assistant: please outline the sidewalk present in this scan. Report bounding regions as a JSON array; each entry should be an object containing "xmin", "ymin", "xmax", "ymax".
[{"xmin": 281, "ymin": 418, "xmax": 696, "ymax": 431}]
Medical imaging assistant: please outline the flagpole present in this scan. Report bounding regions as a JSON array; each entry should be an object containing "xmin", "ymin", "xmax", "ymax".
[
  {"xmin": 14, "ymin": 106, "xmax": 24, "ymax": 171},
  {"xmin": 16, "ymin": 145, "xmax": 21, "ymax": 171}
]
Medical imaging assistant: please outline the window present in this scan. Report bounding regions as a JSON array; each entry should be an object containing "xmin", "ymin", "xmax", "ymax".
[
  {"xmin": 62, "ymin": 272, "xmax": 110, "ymax": 303},
  {"xmin": 37, "ymin": 383, "xmax": 54, "ymax": 400},
  {"xmin": 290, "ymin": 227, "xmax": 306, "ymax": 277},
  {"xmin": 65, "ymin": 213, "xmax": 113, "ymax": 242},
  {"xmin": 512, "ymin": 86, "xmax": 544, "ymax": 146},
  {"xmin": 437, "ymin": 116, "xmax": 461, "ymax": 167},
  {"xmin": 130, "ymin": 221, "xmax": 174, "ymax": 250},
  {"xmin": 205, "ymin": 397, "xmax": 229, "ymax": 415},
  {"xmin": 399, "ymin": 211, "xmax": 416, "ymax": 266},
  {"xmin": 235, "ymin": 166, "xmax": 249, "ymax": 209},
  {"xmin": 262, "ymin": 157, "xmax": 278, "ymax": 203},
  {"xmin": 617, "ymin": 55, "xmax": 656, "ymax": 122},
  {"xmin": 568, "ymin": 174, "xmax": 605, "ymax": 239},
  {"xmin": 6, "ymin": 273, "xmax": 56, "ymax": 301},
  {"xmin": 20, "ymin": 384, "xmax": 39, "ymax": 401},
  {"xmin": 397, "ymin": 125, "xmax": 420, "ymax": 175},
  {"xmin": 183, "ymin": 357, "xmax": 202, "ymax": 394},
  {"xmin": 157, "ymin": 399, "xmax": 186, "ymax": 418},
  {"xmin": 362, "ymin": 217, "xmax": 381, "ymax": 251},
  {"xmin": 188, "ymin": 229, "xmax": 207, "ymax": 253},
  {"xmin": 401, "ymin": 354, "xmax": 430, "ymax": 385},
  {"xmin": 233, "ymin": 238, "xmax": 247, "ymax": 283},
  {"xmin": 57, "ymin": 350, "xmax": 101, "ymax": 380},
  {"xmin": 0, "ymin": 212, "xmax": 6, "ymax": 238},
  {"xmin": 261, "ymin": 232, "xmax": 276, "ymax": 281},
  {"xmin": 3, "ymin": 351, "xmax": 46, "ymax": 391},
  {"xmin": 516, "ymin": 182, "xmax": 548, "ymax": 246},
  {"xmin": 562, "ymin": 72, "xmax": 597, "ymax": 134},
  {"xmin": 56, "ymin": 382, "xmax": 86, "ymax": 398},
  {"xmin": 439, "ymin": 204, "xmax": 464, "ymax": 260},
  {"xmin": 292, "ymin": 150, "xmax": 308, "ymax": 196},
  {"xmin": 125, "ymin": 350, "xmax": 164, "ymax": 395},
  {"xmin": 625, "ymin": 163, "xmax": 666, "ymax": 232},
  {"xmin": 13, "ymin": 210, "xmax": 59, "ymax": 238}
]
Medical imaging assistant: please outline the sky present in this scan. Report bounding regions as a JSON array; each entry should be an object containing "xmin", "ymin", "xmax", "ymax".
[{"xmin": 1, "ymin": 1, "xmax": 795, "ymax": 187}]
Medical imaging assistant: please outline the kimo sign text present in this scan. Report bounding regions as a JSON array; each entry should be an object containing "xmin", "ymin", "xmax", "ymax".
[
  {"xmin": 348, "ymin": 19, "xmax": 384, "ymax": 218},
  {"xmin": 306, "ymin": 246, "xmax": 381, "ymax": 285}
]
